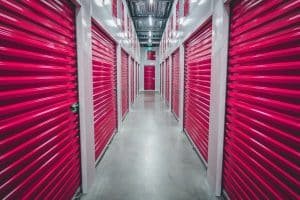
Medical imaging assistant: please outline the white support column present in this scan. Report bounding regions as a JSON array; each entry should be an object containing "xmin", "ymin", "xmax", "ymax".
[
  {"xmin": 179, "ymin": 45, "xmax": 185, "ymax": 131},
  {"xmin": 140, "ymin": 63, "xmax": 144, "ymax": 92},
  {"xmin": 207, "ymin": 0, "xmax": 230, "ymax": 196},
  {"xmin": 75, "ymin": 0, "xmax": 95, "ymax": 193},
  {"xmin": 155, "ymin": 59, "xmax": 160, "ymax": 92},
  {"xmin": 116, "ymin": 45, "xmax": 122, "ymax": 129}
]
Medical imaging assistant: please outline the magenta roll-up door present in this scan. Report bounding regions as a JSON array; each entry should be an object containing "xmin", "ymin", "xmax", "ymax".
[
  {"xmin": 137, "ymin": 64, "xmax": 140, "ymax": 94},
  {"xmin": 162, "ymin": 62, "xmax": 165, "ymax": 98},
  {"xmin": 92, "ymin": 22, "xmax": 117, "ymax": 161},
  {"xmin": 160, "ymin": 64, "xmax": 162, "ymax": 95},
  {"xmin": 223, "ymin": 1, "xmax": 300, "ymax": 199},
  {"xmin": 0, "ymin": 1, "xmax": 81, "ymax": 199},
  {"xmin": 135, "ymin": 62, "xmax": 138, "ymax": 97},
  {"xmin": 137, "ymin": 63, "xmax": 139, "ymax": 96},
  {"xmin": 121, "ymin": 49, "xmax": 129, "ymax": 119},
  {"xmin": 144, "ymin": 65, "xmax": 155, "ymax": 90},
  {"xmin": 130, "ymin": 58, "xmax": 134, "ymax": 104},
  {"xmin": 134, "ymin": 62, "xmax": 137, "ymax": 100},
  {"xmin": 165, "ymin": 58, "xmax": 170, "ymax": 105},
  {"xmin": 184, "ymin": 19, "xmax": 212, "ymax": 162},
  {"xmin": 171, "ymin": 49, "xmax": 180, "ymax": 119}
]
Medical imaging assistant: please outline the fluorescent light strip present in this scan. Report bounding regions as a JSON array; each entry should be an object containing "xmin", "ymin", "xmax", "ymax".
[{"xmin": 149, "ymin": 16, "xmax": 153, "ymax": 26}]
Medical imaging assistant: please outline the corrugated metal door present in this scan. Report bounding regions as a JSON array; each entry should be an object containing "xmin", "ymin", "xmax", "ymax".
[
  {"xmin": 184, "ymin": 19, "xmax": 212, "ymax": 162},
  {"xmin": 130, "ymin": 58, "xmax": 134, "ymax": 104},
  {"xmin": 137, "ymin": 63, "xmax": 140, "ymax": 95},
  {"xmin": 171, "ymin": 49, "xmax": 180, "ymax": 119},
  {"xmin": 134, "ymin": 61, "xmax": 136, "ymax": 100},
  {"xmin": 0, "ymin": 1, "xmax": 81, "ymax": 199},
  {"xmin": 92, "ymin": 21, "xmax": 117, "ymax": 161},
  {"xmin": 223, "ymin": 1, "xmax": 300, "ymax": 199},
  {"xmin": 135, "ymin": 62, "xmax": 138, "ymax": 97},
  {"xmin": 160, "ymin": 63, "xmax": 162, "ymax": 95},
  {"xmin": 137, "ymin": 63, "xmax": 139, "ymax": 96},
  {"xmin": 165, "ymin": 58, "xmax": 170, "ymax": 105},
  {"xmin": 162, "ymin": 62, "xmax": 165, "ymax": 98},
  {"xmin": 144, "ymin": 65, "xmax": 155, "ymax": 90},
  {"xmin": 121, "ymin": 49, "xmax": 129, "ymax": 119}
]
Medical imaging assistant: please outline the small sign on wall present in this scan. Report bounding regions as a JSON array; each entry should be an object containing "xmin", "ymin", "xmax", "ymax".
[{"xmin": 147, "ymin": 50, "xmax": 156, "ymax": 60}]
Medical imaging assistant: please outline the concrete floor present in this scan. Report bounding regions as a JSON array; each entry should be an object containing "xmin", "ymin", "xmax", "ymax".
[{"xmin": 81, "ymin": 92, "xmax": 213, "ymax": 200}]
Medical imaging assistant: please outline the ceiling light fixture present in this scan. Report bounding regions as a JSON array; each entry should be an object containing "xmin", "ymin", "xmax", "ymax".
[
  {"xmin": 95, "ymin": 0, "xmax": 103, "ymax": 7},
  {"xmin": 148, "ymin": 38, "xmax": 152, "ymax": 43},
  {"xmin": 149, "ymin": 31, "xmax": 152, "ymax": 37},
  {"xmin": 198, "ymin": 0, "xmax": 206, "ymax": 5},
  {"xmin": 149, "ymin": 16, "xmax": 153, "ymax": 26},
  {"xmin": 149, "ymin": 0, "xmax": 153, "ymax": 4}
]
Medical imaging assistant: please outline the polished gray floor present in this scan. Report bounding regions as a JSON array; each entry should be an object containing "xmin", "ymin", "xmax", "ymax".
[{"xmin": 81, "ymin": 92, "xmax": 212, "ymax": 200}]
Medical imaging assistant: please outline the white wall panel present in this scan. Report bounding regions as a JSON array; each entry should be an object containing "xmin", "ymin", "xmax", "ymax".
[
  {"xmin": 207, "ymin": 0, "xmax": 230, "ymax": 196},
  {"xmin": 159, "ymin": 0, "xmax": 213, "ymax": 62},
  {"xmin": 76, "ymin": 0, "xmax": 96, "ymax": 194},
  {"xmin": 76, "ymin": 0, "xmax": 141, "ymax": 194},
  {"xmin": 91, "ymin": 0, "xmax": 140, "ymax": 61},
  {"xmin": 158, "ymin": 0, "xmax": 231, "ymax": 197}
]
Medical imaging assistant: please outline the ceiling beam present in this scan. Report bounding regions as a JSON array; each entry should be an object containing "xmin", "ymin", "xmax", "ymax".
[
  {"xmin": 140, "ymin": 38, "xmax": 160, "ymax": 42},
  {"xmin": 138, "ymin": 35, "xmax": 161, "ymax": 39},
  {"xmin": 141, "ymin": 45, "xmax": 159, "ymax": 47},
  {"xmin": 132, "ymin": 16, "xmax": 167, "ymax": 20},
  {"xmin": 128, "ymin": 0, "xmax": 172, "ymax": 2},
  {"xmin": 136, "ymin": 30, "xmax": 162, "ymax": 33},
  {"xmin": 138, "ymin": 33, "xmax": 161, "ymax": 35},
  {"xmin": 126, "ymin": 0, "xmax": 173, "ymax": 43},
  {"xmin": 135, "ymin": 28, "xmax": 163, "ymax": 32},
  {"xmin": 140, "ymin": 40, "xmax": 160, "ymax": 43}
]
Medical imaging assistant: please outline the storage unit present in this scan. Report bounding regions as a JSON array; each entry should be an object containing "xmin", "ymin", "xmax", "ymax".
[
  {"xmin": 134, "ymin": 61, "xmax": 136, "ymax": 100},
  {"xmin": 162, "ymin": 62, "xmax": 164, "ymax": 98},
  {"xmin": 136, "ymin": 63, "xmax": 139, "ymax": 94},
  {"xmin": 92, "ymin": 21, "xmax": 117, "ymax": 161},
  {"xmin": 135, "ymin": 62, "xmax": 139, "ymax": 97},
  {"xmin": 160, "ymin": 63, "xmax": 162, "ymax": 95},
  {"xmin": 130, "ymin": 58, "xmax": 134, "ymax": 104},
  {"xmin": 165, "ymin": 58, "xmax": 170, "ymax": 105},
  {"xmin": 121, "ymin": 49, "xmax": 129, "ymax": 119},
  {"xmin": 222, "ymin": 0, "xmax": 300, "ymax": 199},
  {"xmin": 171, "ymin": 49, "xmax": 180, "ymax": 119},
  {"xmin": 184, "ymin": 19, "xmax": 212, "ymax": 162},
  {"xmin": 144, "ymin": 65, "xmax": 155, "ymax": 90},
  {"xmin": 0, "ymin": 1, "xmax": 81, "ymax": 199},
  {"xmin": 134, "ymin": 61, "xmax": 136, "ymax": 101},
  {"xmin": 137, "ymin": 63, "xmax": 139, "ymax": 95}
]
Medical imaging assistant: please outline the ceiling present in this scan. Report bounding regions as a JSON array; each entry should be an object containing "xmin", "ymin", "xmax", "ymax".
[{"xmin": 126, "ymin": 0, "xmax": 173, "ymax": 47}]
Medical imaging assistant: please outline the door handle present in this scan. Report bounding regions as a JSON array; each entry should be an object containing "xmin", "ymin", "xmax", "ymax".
[{"xmin": 71, "ymin": 103, "xmax": 79, "ymax": 113}]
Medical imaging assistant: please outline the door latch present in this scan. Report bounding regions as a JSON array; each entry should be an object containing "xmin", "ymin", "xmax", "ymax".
[{"xmin": 71, "ymin": 103, "xmax": 79, "ymax": 113}]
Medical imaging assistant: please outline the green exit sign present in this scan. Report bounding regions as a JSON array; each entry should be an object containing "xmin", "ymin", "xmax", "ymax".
[{"xmin": 147, "ymin": 46, "xmax": 152, "ymax": 50}]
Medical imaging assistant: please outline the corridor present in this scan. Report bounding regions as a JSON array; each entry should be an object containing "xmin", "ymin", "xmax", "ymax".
[{"xmin": 81, "ymin": 92, "xmax": 212, "ymax": 200}]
